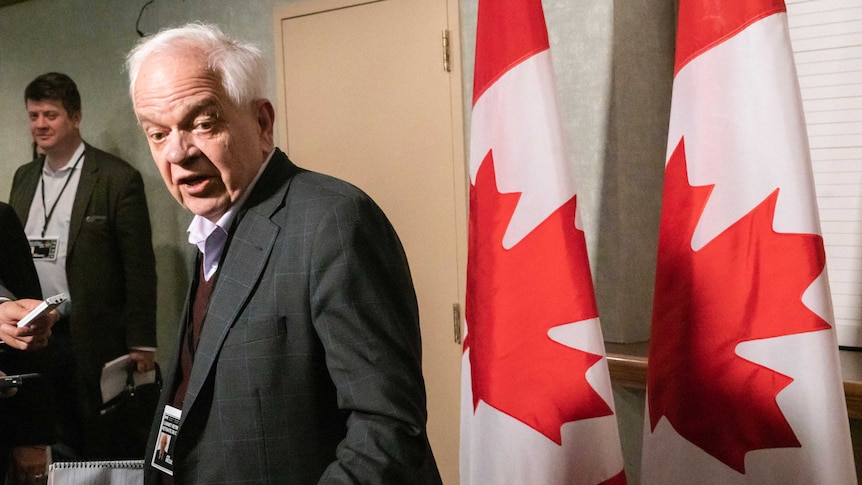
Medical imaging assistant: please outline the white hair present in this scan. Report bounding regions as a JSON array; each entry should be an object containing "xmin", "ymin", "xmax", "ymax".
[{"xmin": 126, "ymin": 22, "xmax": 266, "ymax": 108}]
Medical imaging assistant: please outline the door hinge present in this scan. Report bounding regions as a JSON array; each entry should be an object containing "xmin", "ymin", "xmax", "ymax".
[
  {"xmin": 453, "ymin": 303, "xmax": 462, "ymax": 344},
  {"xmin": 442, "ymin": 29, "xmax": 451, "ymax": 72}
]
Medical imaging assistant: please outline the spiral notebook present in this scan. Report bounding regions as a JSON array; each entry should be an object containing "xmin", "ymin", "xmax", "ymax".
[{"xmin": 48, "ymin": 459, "xmax": 144, "ymax": 485}]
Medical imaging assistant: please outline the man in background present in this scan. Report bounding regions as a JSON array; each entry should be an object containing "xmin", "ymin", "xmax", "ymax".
[
  {"xmin": 127, "ymin": 23, "xmax": 441, "ymax": 483},
  {"xmin": 9, "ymin": 72, "xmax": 158, "ymax": 461}
]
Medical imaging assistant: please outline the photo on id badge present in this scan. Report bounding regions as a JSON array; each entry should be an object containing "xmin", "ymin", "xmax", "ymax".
[
  {"xmin": 29, "ymin": 238, "xmax": 58, "ymax": 260},
  {"xmin": 152, "ymin": 405, "xmax": 180, "ymax": 476}
]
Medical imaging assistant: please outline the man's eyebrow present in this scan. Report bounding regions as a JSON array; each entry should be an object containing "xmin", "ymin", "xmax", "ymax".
[
  {"xmin": 185, "ymin": 98, "xmax": 222, "ymax": 119},
  {"xmin": 136, "ymin": 97, "xmax": 222, "ymax": 126}
]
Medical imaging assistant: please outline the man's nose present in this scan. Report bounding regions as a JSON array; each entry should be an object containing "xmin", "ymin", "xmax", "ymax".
[{"xmin": 165, "ymin": 132, "xmax": 199, "ymax": 165}]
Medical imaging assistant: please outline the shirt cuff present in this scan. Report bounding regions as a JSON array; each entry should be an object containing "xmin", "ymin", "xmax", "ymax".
[{"xmin": 129, "ymin": 346, "xmax": 158, "ymax": 352}]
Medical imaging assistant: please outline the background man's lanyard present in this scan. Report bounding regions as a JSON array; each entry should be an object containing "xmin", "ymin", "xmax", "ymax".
[{"xmin": 40, "ymin": 151, "xmax": 84, "ymax": 237}]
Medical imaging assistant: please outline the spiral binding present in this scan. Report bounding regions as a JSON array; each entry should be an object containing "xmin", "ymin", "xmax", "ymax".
[{"xmin": 50, "ymin": 459, "xmax": 144, "ymax": 469}]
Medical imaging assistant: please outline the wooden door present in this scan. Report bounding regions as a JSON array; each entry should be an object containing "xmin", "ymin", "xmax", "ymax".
[{"xmin": 274, "ymin": 1, "xmax": 467, "ymax": 482}]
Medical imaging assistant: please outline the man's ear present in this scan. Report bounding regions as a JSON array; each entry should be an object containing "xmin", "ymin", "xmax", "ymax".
[
  {"xmin": 71, "ymin": 110, "xmax": 82, "ymax": 130},
  {"xmin": 256, "ymin": 100, "xmax": 275, "ymax": 151}
]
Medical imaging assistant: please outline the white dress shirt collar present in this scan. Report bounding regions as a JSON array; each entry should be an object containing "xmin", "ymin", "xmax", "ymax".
[{"xmin": 187, "ymin": 150, "xmax": 275, "ymax": 280}]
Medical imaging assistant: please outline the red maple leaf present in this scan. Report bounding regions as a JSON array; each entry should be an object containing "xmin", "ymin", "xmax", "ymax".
[
  {"xmin": 464, "ymin": 151, "xmax": 612, "ymax": 444},
  {"xmin": 648, "ymin": 139, "xmax": 830, "ymax": 472}
]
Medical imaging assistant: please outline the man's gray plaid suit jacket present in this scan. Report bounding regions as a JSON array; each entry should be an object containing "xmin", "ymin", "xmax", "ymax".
[{"xmin": 144, "ymin": 149, "xmax": 441, "ymax": 484}]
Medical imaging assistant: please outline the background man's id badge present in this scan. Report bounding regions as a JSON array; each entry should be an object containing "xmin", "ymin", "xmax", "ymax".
[
  {"xmin": 29, "ymin": 238, "xmax": 58, "ymax": 261},
  {"xmin": 152, "ymin": 405, "xmax": 181, "ymax": 476}
]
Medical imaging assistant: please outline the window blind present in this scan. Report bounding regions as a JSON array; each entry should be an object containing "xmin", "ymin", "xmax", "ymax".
[{"xmin": 787, "ymin": 0, "xmax": 862, "ymax": 347}]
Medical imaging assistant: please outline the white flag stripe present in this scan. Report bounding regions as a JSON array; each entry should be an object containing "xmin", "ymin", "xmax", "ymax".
[
  {"xmin": 469, "ymin": 51, "xmax": 578, "ymax": 248},
  {"xmin": 666, "ymin": 14, "xmax": 821, "ymax": 250}
]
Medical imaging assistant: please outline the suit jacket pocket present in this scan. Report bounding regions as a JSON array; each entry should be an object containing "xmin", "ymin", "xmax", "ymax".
[
  {"xmin": 80, "ymin": 214, "xmax": 110, "ymax": 240},
  {"xmin": 222, "ymin": 315, "xmax": 287, "ymax": 347}
]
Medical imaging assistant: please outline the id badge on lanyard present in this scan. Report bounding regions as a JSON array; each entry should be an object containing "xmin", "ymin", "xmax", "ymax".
[
  {"xmin": 29, "ymin": 237, "xmax": 59, "ymax": 261},
  {"xmin": 152, "ymin": 405, "xmax": 181, "ymax": 476}
]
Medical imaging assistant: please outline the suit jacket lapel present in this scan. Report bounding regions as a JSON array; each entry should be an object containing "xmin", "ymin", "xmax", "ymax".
[
  {"xmin": 67, "ymin": 144, "xmax": 97, "ymax": 256},
  {"xmin": 179, "ymin": 151, "xmax": 295, "ymax": 424},
  {"xmin": 9, "ymin": 160, "xmax": 42, "ymax": 223}
]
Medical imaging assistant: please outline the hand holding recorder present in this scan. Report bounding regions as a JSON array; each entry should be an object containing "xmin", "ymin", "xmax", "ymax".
[{"xmin": 0, "ymin": 294, "xmax": 64, "ymax": 351}]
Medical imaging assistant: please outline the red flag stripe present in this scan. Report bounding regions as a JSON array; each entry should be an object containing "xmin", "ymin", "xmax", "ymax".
[
  {"xmin": 472, "ymin": 0, "xmax": 549, "ymax": 105},
  {"xmin": 674, "ymin": 0, "xmax": 786, "ymax": 75}
]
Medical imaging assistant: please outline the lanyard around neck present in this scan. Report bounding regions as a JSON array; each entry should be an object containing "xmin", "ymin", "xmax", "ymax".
[{"xmin": 40, "ymin": 151, "xmax": 85, "ymax": 238}]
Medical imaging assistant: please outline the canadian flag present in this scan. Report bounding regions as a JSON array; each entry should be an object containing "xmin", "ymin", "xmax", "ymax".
[
  {"xmin": 460, "ymin": 0, "xmax": 626, "ymax": 484},
  {"xmin": 642, "ymin": 1, "xmax": 856, "ymax": 484}
]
